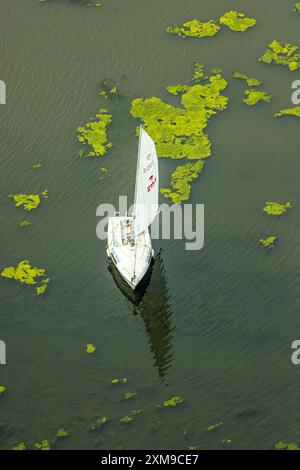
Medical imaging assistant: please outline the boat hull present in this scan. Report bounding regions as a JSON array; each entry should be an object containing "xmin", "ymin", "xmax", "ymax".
[{"xmin": 107, "ymin": 216, "xmax": 154, "ymax": 290}]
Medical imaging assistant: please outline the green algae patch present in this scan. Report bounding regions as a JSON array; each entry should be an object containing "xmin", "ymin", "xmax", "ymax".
[
  {"xmin": 17, "ymin": 220, "xmax": 32, "ymax": 227},
  {"xmin": 275, "ymin": 441, "xmax": 300, "ymax": 450},
  {"xmin": 233, "ymin": 71, "xmax": 263, "ymax": 87},
  {"xmin": 1, "ymin": 260, "xmax": 50, "ymax": 295},
  {"xmin": 166, "ymin": 19, "xmax": 220, "ymax": 39},
  {"xmin": 243, "ymin": 90, "xmax": 272, "ymax": 106},
  {"xmin": 275, "ymin": 106, "xmax": 300, "ymax": 117},
  {"xmin": 259, "ymin": 236, "xmax": 277, "ymax": 248},
  {"xmin": 9, "ymin": 190, "xmax": 48, "ymax": 211},
  {"xmin": 207, "ymin": 422, "xmax": 223, "ymax": 431},
  {"xmin": 222, "ymin": 438, "xmax": 232, "ymax": 445},
  {"xmin": 188, "ymin": 445, "xmax": 202, "ymax": 450},
  {"xmin": 119, "ymin": 415, "xmax": 133, "ymax": 424},
  {"xmin": 122, "ymin": 392, "xmax": 136, "ymax": 400},
  {"xmin": 35, "ymin": 440, "xmax": 50, "ymax": 451},
  {"xmin": 77, "ymin": 108, "xmax": 112, "ymax": 157},
  {"xmin": 219, "ymin": 11, "xmax": 256, "ymax": 32},
  {"xmin": 55, "ymin": 429, "xmax": 68, "ymax": 439},
  {"xmin": 263, "ymin": 201, "xmax": 292, "ymax": 216},
  {"xmin": 90, "ymin": 417, "xmax": 109, "ymax": 431},
  {"xmin": 131, "ymin": 409, "xmax": 143, "ymax": 415},
  {"xmin": 36, "ymin": 277, "xmax": 50, "ymax": 296},
  {"xmin": 293, "ymin": 3, "xmax": 300, "ymax": 13},
  {"xmin": 131, "ymin": 73, "xmax": 228, "ymax": 160},
  {"xmin": 160, "ymin": 396, "xmax": 184, "ymax": 407},
  {"xmin": 111, "ymin": 378, "xmax": 128, "ymax": 384},
  {"xmin": 86, "ymin": 343, "xmax": 96, "ymax": 354},
  {"xmin": 192, "ymin": 63, "xmax": 207, "ymax": 83},
  {"xmin": 98, "ymin": 81, "xmax": 119, "ymax": 100},
  {"xmin": 130, "ymin": 67, "xmax": 228, "ymax": 203},
  {"xmin": 161, "ymin": 160, "xmax": 204, "ymax": 204},
  {"xmin": 259, "ymin": 40, "xmax": 300, "ymax": 71},
  {"xmin": 12, "ymin": 442, "xmax": 26, "ymax": 450},
  {"xmin": 167, "ymin": 85, "xmax": 191, "ymax": 96}
]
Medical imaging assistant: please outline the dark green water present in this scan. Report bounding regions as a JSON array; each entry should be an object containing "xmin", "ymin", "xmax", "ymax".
[{"xmin": 0, "ymin": 0, "xmax": 300, "ymax": 450}]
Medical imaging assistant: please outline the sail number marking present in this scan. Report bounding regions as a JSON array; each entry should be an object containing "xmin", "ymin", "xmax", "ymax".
[
  {"xmin": 147, "ymin": 175, "xmax": 157, "ymax": 192},
  {"xmin": 143, "ymin": 154, "xmax": 157, "ymax": 193}
]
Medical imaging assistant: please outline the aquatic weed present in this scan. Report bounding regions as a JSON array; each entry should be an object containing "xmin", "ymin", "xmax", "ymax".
[
  {"xmin": 233, "ymin": 71, "xmax": 263, "ymax": 86},
  {"xmin": 12, "ymin": 442, "xmax": 26, "ymax": 450},
  {"xmin": 207, "ymin": 422, "xmax": 223, "ymax": 431},
  {"xmin": 160, "ymin": 161, "xmax": 204, "ymax": 204},
  {"xmin": 1, "ymin": 260, "xmax": 50, "ymax": 295},
  {"xmin": 9, "ymin": 190, "xmax": 48, "ymax": 211},
  {"xmin": 17, "ymin": 221, "xmax": 32, "ymax": 227},
  {"xmin": 166, "ymin": 19, "xmax": 220, "ymax": 38},
  {"xmin": 130, "ymin": 66, "xmax": 228, "ymax": 202},
  {"xmin": 160, "ymin": 396, "xmax": 184, "ymax": 407},
  {"xmin": 219, "ymin": 11, "xmax": 256, "ymax": 32},
  {"xmin": 77, "ymin": 108, "xmax": 112, "ymax": 157},
  {"xmin": 90, "ymin": 417, "xmax": 109, "ymax": 431},
  {"xmin": 259, "ymin": 236, "xmax": 277, "ymax": 248},
  {"xmin": 119, "ymin": 416, "xmax": 133, "ymax": 424},
  {"xmin": 263, "ymin": 201, "xmax": 292, "ymax": 216},
  {"xmin": 259, "ymin": 40, "xmax": 300, "ymax": 71},
  {"xmin": 111, "ymin": 378, "xmax": 128, "ymax": 384},
  {"xmin": 166, "ymin": 85, "xmax": 191, "ymax": 96},
  {"xmin": 243, "ymin": 90, "xmax": 272, "ymax": 106},
  {"xmin": 294, "ymin": 3, "xmax": 300, "ymax": 13},
  {"xmin": 275, "ymin": 106, "xmax": 300, "ymax": 117},
  {"xmin": 86, "ymin": 343, "xmax": 96, "ymax": 354},
  {"xmin": 55, "ymin": 428, "xmax": 68, "ymax": 439},
  {"xmin": 275, "ymin": 441, "xmax": 300, "ymax": 450},
  {"xmin": 192, "ymin": 63, "xmax": 206, "ymax": 83},
  {"xmin": 122, "ymin": 392, "xmax": 137, "ymax": 400},
  {"xmin": 131, "ymin": 409, "xmax": 143, "ymax": 415},
  {"xmin": 34, "ymin": 440, "xmax": 50, "ymax": 451}
]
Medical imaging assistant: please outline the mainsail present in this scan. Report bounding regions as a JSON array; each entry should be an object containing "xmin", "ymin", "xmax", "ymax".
[{"xmin": 133, "ymin": 128, "xmax": 159, "ymax": 235}]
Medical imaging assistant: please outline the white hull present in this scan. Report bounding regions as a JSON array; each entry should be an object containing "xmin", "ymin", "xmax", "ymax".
[{"xmin": 107, "ymin": 216, "xmax": 154, "ymax": 290}]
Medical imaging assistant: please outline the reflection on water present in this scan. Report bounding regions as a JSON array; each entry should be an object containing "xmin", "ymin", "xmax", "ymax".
[{"xmin": 108, "ymin": 253, "xmax": 174, "ymax": 379}]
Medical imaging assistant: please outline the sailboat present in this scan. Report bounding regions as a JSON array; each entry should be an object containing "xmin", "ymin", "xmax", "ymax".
[{"xmin": 106, "ymin": 128, "xmax": 159, "ymax": 290}]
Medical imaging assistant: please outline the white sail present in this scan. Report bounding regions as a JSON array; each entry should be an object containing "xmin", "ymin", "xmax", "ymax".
[{"xmin": 133, "ymin": 128, "xmax": 159, "ymax": 236}]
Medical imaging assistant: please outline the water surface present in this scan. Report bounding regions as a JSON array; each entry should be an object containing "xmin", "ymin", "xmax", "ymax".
[{"xmin": 0, "ymin": 0, "xmax": 299, "ymax": 450}]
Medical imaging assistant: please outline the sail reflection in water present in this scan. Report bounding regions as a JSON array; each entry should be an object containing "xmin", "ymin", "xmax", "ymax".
[{"xmin": 108, "ymin": 253, "xmax": 173, "ymax": 379}]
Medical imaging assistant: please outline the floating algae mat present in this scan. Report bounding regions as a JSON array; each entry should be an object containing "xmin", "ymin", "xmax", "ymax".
[
  {"xmin": 259, "ymin": 40, "xmax": 300, "ymax": 71},
  {"xmin": 98, "ymin": 81, "xmax": 119, "ymax": 100},
  {"xmin": 166, "ymin": 19, "xmax": 220, "ymax": 38},
  {"xmin": 243, "ymin": 90, "xmax": 272, "ymax": 106},
  {"xmin": 9, "ymin": 190, "xmax": 48, "ymax": 211},
  {"xmin": 263, "ymin": 201, "xmax": 292, "ymax": 216},
  {"xmin": 159, "ymin": 396, "xmax": 184, "ymax": 407},
  {"xmin": 219, "ymin": 11, "xmax": 256, "ymax": 32},
  {"xmin": 77, "ymin": 108, "xmax": 112, "ymax": 157},
  {"xmin": 293, "ymin": 3, "xmax": 300, "ymax": 13},
  {"xmin": 275, "ymin": 441, "xmax": 300, "ymax": 450},
  {"xmin": 259, "ymin": 236, "xmax": 278, "ymax": 248},
  {"xmin": 1, "ymin": 260, "xmax": 50, "ymax": 296},
  {"xmin": 274, "ymin": 106, "xmax": 300, "ymax": 118},
  {"xmin": 130, "ymin": 66, "xmax": 228, "ymax": 203},
  {"xmin": 166, "ymin": 11, "xmax": 256, "ymax": 39},
  {"xmin": 233, "ymin": 71, "xmax": 263, "ymax": 87}
]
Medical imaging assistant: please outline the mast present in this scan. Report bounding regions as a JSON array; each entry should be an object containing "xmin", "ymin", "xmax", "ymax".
[{"xmin": 132, "ymin": 126, "xmax": 142, "ymax": 280}]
